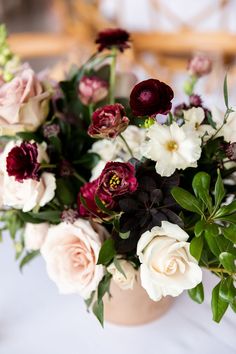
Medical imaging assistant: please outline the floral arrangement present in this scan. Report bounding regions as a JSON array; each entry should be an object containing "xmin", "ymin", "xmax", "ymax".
[{"xmin": 0, "ymin": 25, "xmax": 236, "ymax": 326}]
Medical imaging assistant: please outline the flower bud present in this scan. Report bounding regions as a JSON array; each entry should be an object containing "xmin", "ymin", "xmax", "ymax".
[
  {"xmin": 188, "ymin": 55, "xmax": 212, "ymax": 77},
  {"xmin": 78, "ymin": 76, "xmax": 108, "ymax": 105}
]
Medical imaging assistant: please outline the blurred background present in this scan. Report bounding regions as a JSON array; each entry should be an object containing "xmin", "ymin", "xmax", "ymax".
[{"xmin": 1, "ymin": 0, "xmax": 236, "ymax": 103}]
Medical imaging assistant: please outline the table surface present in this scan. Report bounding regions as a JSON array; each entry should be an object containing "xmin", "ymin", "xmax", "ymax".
[{"xmin": 0, "ymin": 235, "xmax": 235, "ymax": 354}]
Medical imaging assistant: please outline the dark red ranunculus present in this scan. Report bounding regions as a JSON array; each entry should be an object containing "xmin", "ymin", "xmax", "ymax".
[
  {"xmin": 6, "ymin": 141, "xmax": 40, "ymax": 182},
  {"xmin": 77, "ymin": 179, "xmax": 114, "ymax": 218},
  {"xmin": 129, "ymin": 79, "xmax": 174, "ymax": 117},
  {"xmin": 88, "ymin": 103, "xmax": 129, "ymax": 139},
  {"xmin": 97, "ymin": 161, "xmax": 138, "ymax": 200},
  {"xmin": 95, "ymin": 28, "xmax": 130, "ymax": 52}
]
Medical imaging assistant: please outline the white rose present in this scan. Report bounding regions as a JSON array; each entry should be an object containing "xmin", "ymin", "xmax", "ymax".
[
  {"xmin": 41, "ymin": 220, "xmax": 104, "ymax": 298},
  {"xmin": 107, "ymin": 260, "xmax": 136, "ymax": 290},
  {"xmin": 24, "ymin": 222, "xmax": 49, "ymax": 251},
  {"xmin": 183, "ymin": 107, "xmax": 215, "ymax": 140},
  {"xmin": 137, "ymin": 221, "xmax": 202, "ymax": 301},
  {"xmin": 0, "ymin": 67, "xmax": 50, "ymax": 136},
  {"xmin": 0, "ymin": 141, "xmax": 56, "ymax": 211}
]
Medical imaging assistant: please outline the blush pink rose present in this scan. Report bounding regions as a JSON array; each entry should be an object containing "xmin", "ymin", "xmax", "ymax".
[
  {"xmin": 41, "ymin": 220, "xmax": 104, "ymax": 299},
  {"xmin": 0, "ymin": 67, "xmax": 50, "ymax": 135}
]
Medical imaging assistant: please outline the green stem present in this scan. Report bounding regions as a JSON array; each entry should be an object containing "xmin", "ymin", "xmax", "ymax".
[
  {"xmin": 88, "ymin": 104, "xmax": 94, "ymax": 119},
  {"xmin": 39, "ymin": 164, "xmax": 57, "ymax": 170},
  {"xmin": 109, "ymin": 47, "xmax": 117, "ymax": 104},
  {"xmin": 119, "ymin": 133, "xmax": 134, "ymax": 158},
  {"xmin": 73, "ymin": 171, "xmax": 87, "ymax": 184},
  {"xmin": 205, "ymin": 267, "xmax": 234, "ymax": 276}
]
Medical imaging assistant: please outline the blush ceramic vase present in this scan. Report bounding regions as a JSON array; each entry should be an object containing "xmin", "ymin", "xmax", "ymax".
[{"xmin": 104, "ymin": 273, "xmax": 173, "ymax": 326}]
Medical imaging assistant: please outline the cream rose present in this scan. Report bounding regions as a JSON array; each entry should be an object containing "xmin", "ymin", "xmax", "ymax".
[
  {"xmin": 107, "ymin": 260, "xmax": 136, "ymax": 290},
  {"xmin": 0, "ymin": 141, "xmax": 56, "ymax": 211},
  {"xmin": 41, "ymin": 220, "xmax": 104, "ymax": 298},
  {"xmin": 0, "ymin": 67, "xmax": 50, "ymax": 135},
  {"xmin": 137, "ymin": 221, "xmax": 202, "ymax": 301},
  {"xmin": 24, "ymin": 222, "xmax": 49, "ymax": 251}
]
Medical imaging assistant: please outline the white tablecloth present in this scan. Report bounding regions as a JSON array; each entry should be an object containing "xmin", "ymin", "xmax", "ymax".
[{"xmin": 0, "ymin": 235, "xmax": 235, "ymax": 354}]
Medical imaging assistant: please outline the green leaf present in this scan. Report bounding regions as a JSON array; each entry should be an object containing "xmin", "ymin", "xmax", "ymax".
[
  {"xmin": 206, "ymin": 111, "xmax": 217, "ymax": 129},
  {"xmin": 188, "ymin": 282, "xmax": 204, "ymax": 304},
  {"xmin": 219, "ymin": 277, "xmax": 235, "ymax": 303},
  {"xmin": 85, "ymin": 291, "xmax": 95, "ymax": 310},
  {"xmin": 18, "ymin": 211, "xmax": 43, "ymax": 224},
  {"xmin": 171, "ymin": 187, "xmax": 204, "ymax": 215},
  {"xmin": 49, "ymin": 136, "xmax": 62, "ymax": 154},
  {"xmin": 190, "ymin": 236, "xmax": 203, "ymax": 261},
  {"xmin": 205, "ymin": 223, "xmax": 219, "ymax": 238},
  {"xmin": 223, "ymin": 74, "xmax": 229, "ymax": 109},
  {"xmin": 94, "ymin": 195, "xmax": 116, "ymax": 216},
  {"xmin": 219, "ymin": 252, "xmax": 236, "ymax": 272},
  {"xmin": 215, "ymin": 200, "xmax": 236, "ymax": 218},
  {"xmin": 119, "ymin": 231, "xmax": 130, "ymax": 239},
  {"xmin": 222, "ymin": 224, "xmax": 236, "ymax": 243},
  {"xmin": 192, "ymin": 172, "xmax": 212, "ymax": 211},
  {"xmin": 211, "ymin": 282, "xmax": 229, "ymax": 323},
  {"xmin": 216, "ymin": 214, "xmax": 236, "ymax": 224},
  {"xmin": 19, "ymin": 251, "xmax": 40, "ymax": 271},
  {"xmin": 16, "ymin": 132, "xmax": 43, "ymax": 143},
  {"xmin": 28, "ymin": 211, "xmax": 61, "ymax": 223},
  {"xmin": 92, "ymin": 300, "xmax": 104, "ymax": 327},
  {"xmin": 230, "ymin": 298, "xmax": 236, "ymax": 313},
  {"xmin": 97, "ymin": 273, "xmax": 112, "ymax": 302},
  {"xmin": 194, "ymin": 220, "xmax": 207, "ymax": 237},
  {"xmin": 214, "ymin": 171, "xmax": 225, "ymax": 211},
  {"xmin": 97, "ymin": 239, "xmax": 115, "ymax": 266},
  {"xmin": 73, "ymin": 153, "xmax": 100, "ymax": 169},
  {"xmin": 204, "ymin": 233, "xmax": 221, "ymax": 257},
  {"xmin": 113, "ymin": 257, "xmax": 127, "ymax": 278},
  {"xmin": 56, "ymin": 178, "xmax": 76, "ymax": 206}
]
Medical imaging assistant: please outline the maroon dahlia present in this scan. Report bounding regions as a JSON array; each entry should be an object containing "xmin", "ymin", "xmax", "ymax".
[
  {"xmin": 6, "ymin": 141, "xmax": 40, "ymax": 182},
  {"xmin": 95, "ymin": 28, "xmax": 130, "ymax": 52},
  {"xmin": 129, "ymin": 79, "xmax": 174, "ymax": 117},
  {"xmin": 97, "ymin": 161, "xmax": 138, "ymax": 199},
  {"xmin": 88, "ymin": 103, "xmax": 129, "ymax": 139}
]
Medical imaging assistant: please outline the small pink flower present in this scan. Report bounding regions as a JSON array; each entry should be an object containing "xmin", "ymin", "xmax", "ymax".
[
  {"xmin": 88, "ymin": 103, "xmax": 129, "ymax": 139},
  {"xmin": 188, "ymin": 55, "xmax": 212, "ymax": 77},
  {"xmin": 78, "ymin": 76, "xmax": 108, "ymax": 105}
]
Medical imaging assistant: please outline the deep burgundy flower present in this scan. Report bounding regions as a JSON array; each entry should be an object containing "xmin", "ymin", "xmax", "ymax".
[
  {"xmin": 129, "ymin": 79, "xmax": 174, "ymax": 117},
  {"xmin": 88, "ymin": 103, "xmax": 129, "ymax": 139},
  {"xmin": 6, "ymin": 141, "xmax": 40, "ymax": 182},
  {"xmin": 97, "ymin": 161, "xmax": 138, "ymax": 200},
  {"xmin": 95, "ymin": 28, "xmax": 130, "ymax": 52},
  {"xmin": 224, "ymin": 142, "xmax": 236, "ymax": 161},
  {"xmin": 77, "ymin": 179, "xmax": 114, "ymax": 218},
  {"xmin": 189, "ymin": 94, "xmax": 203, "ymax": 107},
  {"xmin": 78, "ymin": 76, "xmax": 108, "ymax": 105}
]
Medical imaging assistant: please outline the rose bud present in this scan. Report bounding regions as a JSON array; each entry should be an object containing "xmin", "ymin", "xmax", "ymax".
[
  {"xmin": 6, "ymin": 141, "xmax": 40, "ymax": 182},
  {"xmin": 88, "ymin": 103, "xmax": 129, "ymax": 139},
  {"xmin": 78, "ymin": 76, "xmax": 108, "ymax": 105},
  {"xmin": 95, "ymin": 28, "xmax": 130, "ymax": 52},
  {"xmin": 78, "ymin": 179, "xmax": 114, "ymax": 218},
  {"xmin": 189, "ymin": 94, "xmax": 203, "ymax": 107},
  {"xmin": 130, "ymin": 79, "xmax": 174, "ymax": 117},
  {"xmin": 224, "ymin": 142, "xmax": 236, "ymax": 161},
  {"xmin": 97, "ymin": 161, "xmax": 138, "ymax": 200},
  {"xmin": 188, "ymin": 55, "xmax": 212, "ymax": 77}
]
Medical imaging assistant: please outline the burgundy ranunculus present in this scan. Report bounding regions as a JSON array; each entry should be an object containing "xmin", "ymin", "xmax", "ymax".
[
  {"xmin": 129, "ymin": 79, "xmax": 174, "ymax": 117},
  {"xmin": 88, "ymin": 103, "xmax": 129, "ymax": 139},
  {"xmin": 77, "ymin": 179, "xmax": 114, "ymax": 218},
  {"xmin": 97, "ymin": 161, "xmax": 138, "ymax": 200},
  {"xmin": 78, "ymin": 76, "xmax": 108, "ymax": 105},
  {"xmin": 95, "ymin": 28, "xmax": 130, "ymax": 52},
  {"xmin": 6, "ymin": 141, "xmax": 40, "ymax": 182}
]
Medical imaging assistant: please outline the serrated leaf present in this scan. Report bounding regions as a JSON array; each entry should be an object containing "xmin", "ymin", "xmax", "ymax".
[
  {"xmin": 190, "ymin": 236, "xmax": 203, "ymax": 261},
  {"xmin": 188, "ymin": 282, "xmax": 204, "ymax": 304},
  {"xmin": 219, "ymin": 252, "xmax": 236, "ymax": 272},
  {"xmin": 97, "ymin": 239, "xmax": 115, "ymax": 266},
  {"xmin": 211, "ymin": 282, "xmax": 229, "ymax": 323},
  {"xmin": 171, "ymin": 187, "xmax": 204, "ymax": 215}
]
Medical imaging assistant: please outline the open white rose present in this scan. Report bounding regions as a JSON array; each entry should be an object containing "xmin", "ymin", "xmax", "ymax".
[
  {"xmin": 107, "ymin": 260, "xmax": 136, "ymax": 290},
  {"xmin": 41, "ymin": 220, "xmax": 104, "ymax": 298},
  {"xmin": 24, "ymin": 222, "xmax": 49, "ymax": 251},
  {"xmin": 0, "ymin": 141, "xmax": 56, "ymax": 211},
  {"xmin": 141, "ymin": 122, "xmax": 201, "ymax": 177},
  {"xmin": 137, "ymin": 221, "xmax": 202, "ymax": 301},
  {"xmin": 0, "ymin": 67, "xmax": 50, "ymax": 136}
]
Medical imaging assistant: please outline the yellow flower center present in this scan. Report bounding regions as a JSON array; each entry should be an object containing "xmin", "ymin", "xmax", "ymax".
[
  {"xmin": 166, "ymin": 140, "xmax": 179, "ymax": 152},
  {"xmin": 109, "ymin": 174, "xmax": 121, "ymax": 189}
]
